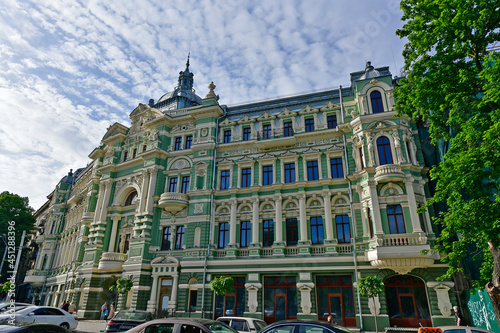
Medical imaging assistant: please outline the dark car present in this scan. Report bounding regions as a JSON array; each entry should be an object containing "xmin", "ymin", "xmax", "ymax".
[
  {"xmin": 124, "ymin": 317, "xmax": 238, "ymax": 333},
  {"xmin": 105, "ymin": 310, "xmax": 155, "ymax": 332},
  {"xmin": 258, "ymin": 320, "xmax": 353, "ymax": 333},
  {"xmin": 0, "ymin": 323, "xmax": 71, "ymax": 332}
]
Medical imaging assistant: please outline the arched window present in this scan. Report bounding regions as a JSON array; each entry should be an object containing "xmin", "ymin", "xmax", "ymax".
[
  {"xmin": 377, "ymin": 136, "xmax": 393, "ymax": 165},
  {"xmin": 125, "ymin": 191, "xmax": 138, "ymax": 206},
  {"xmin": 370, "ymin": 91, "xmax": 384, "ymax": 113}
]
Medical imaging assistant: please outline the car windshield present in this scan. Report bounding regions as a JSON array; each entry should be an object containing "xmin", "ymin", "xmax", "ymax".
[
  {"xmin": 206, "ymin": 322, "xmax": 238, "ymax": 333},
  {"xmin": 254, "ymin": 321, "xmax": 267, "ymax": 330},
  {"xmin": 114, "ymin": 311, "xmax": 149, "ymax": 320}
]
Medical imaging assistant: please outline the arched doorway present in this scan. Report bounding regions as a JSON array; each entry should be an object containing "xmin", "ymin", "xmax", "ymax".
[{"xmin": 385, "ymin": 275, "xmax": 432, "ymax": 327}]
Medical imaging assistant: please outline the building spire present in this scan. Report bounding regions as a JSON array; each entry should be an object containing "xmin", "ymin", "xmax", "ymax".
[{"xmin": 185, "ymin": 52, "xmax": 190, "ymax": 71}]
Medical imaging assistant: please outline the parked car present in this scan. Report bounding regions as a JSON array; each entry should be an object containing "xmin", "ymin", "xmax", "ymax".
[
  {"xmin": 105, "ymin": 310, "xmax": 154, "ymax": 332},
  {"xmin": 216, "ymin": 316, "xmax": 267, "ymax": 333},
  {"xmin": 124, "ymin": 317, "xmax": 238, "ymax": 333},
  {"xmin": 0, "ymin": 323, "xmax": 71, "ymax": 332},
  {"xmin": 437, "ymin": 327, "xmax": 494, "ymax": 333},
  {"xmin": 0, "ymin": 306, "xmax": 78, "ymax": 330},
  {"xmin": 0, "ymin": 303, "xmax": 32, "ymax": 313},
  {"xmin": 258, "ymin": 320, "xmax": 352, "ymax": 333}
]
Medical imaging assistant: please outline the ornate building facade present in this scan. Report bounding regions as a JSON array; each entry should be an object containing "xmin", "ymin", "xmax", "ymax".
[{"xmin": 24, "ymin": 60, "xmax": 456, "ymax": 330}]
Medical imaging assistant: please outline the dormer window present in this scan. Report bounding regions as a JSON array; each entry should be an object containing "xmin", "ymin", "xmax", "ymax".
[
  {"xmin": 262, "ymin": 124, "xmax": 272, "ymax": 139},
  {"xmin": 370, "ymin": 91, "xmax": 384, "ymax": 113},
  {"xmin": 224, "ymin": 130, "xmax": 231, "ymax": 143},
  {"xmin": 305, "ymin": 118, "xmax": 315, "ymax": 132},
  {"xmin": 284, "ymin": 121, "xmax": 293, "ymax": 137}
]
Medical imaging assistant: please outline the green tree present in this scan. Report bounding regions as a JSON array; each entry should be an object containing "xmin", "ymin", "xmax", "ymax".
[
  {"xmin": 395, "ymin": 0, "xmax": 500, "ymax": 325},
  {"xmin": 109, "ymin": 278, "xmax": 134, "ymax": 309},
  {"xmin": 0, "ymin": 191, "xmax": 35, "ymax": 280},
  {"xmin": 357, "ymin": 276, "xmax": 384, "ymax": 333},
  {"xmin": 209, "ymin": 276, "xmax": 234, "ymax": 296}
]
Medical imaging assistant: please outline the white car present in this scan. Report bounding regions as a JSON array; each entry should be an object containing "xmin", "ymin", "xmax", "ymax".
[
  {"xmin": 438, "ymin": 327, "xmax": 494, "ymax": 333},
  {"xmin": 0, "ymin": 302, "xmax": 32, "ymax": 313},
  {"xmin": 216, "ymin": 317, "xmax": 267, "ymax": 333},
  {"xmin": 0, "ymin": 306, "xmax": 78, "ymax": 330}
]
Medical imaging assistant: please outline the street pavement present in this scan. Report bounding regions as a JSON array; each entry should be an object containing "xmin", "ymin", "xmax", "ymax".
[{"xmin": 75, "ymin": 320, "xmax": 108, "ymax": 333}]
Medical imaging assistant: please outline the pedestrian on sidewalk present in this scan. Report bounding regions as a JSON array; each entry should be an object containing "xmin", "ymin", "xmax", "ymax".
[
  {"xmin": 454, "ymin": 306, "xmax": 464, "ymax": 326},
  {"xmin": 100, "ymin": 301, "xmax": 108, "ymax": 321},
  {"xmin": 107, "ymin": 301, "xmax": 116, "ymax": 321}
]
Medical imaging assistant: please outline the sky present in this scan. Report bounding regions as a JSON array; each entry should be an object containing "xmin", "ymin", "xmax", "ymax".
[{"xmin": 0, "ymin": 0, "xmax": 407, "ymax": 211}]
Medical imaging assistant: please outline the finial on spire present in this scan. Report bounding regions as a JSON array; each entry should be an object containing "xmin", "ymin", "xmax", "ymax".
[{"xmin": 186, "ymin": 52, "xmax": 190, "ymax": 70}]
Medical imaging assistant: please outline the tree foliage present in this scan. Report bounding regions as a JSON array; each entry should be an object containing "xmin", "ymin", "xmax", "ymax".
[
  {"xmin": 358, "ymin": 276, "xmax": 384, "ymax": 332},
  {"xmin": 0, "ymin": 191, "xmax": 35, "ymax": 244},
  {"xmin": 209, "ymin": 276, "xmax": 234, "ymax": 296},
  {"xmin": 109, "ymin": 278, "xmax": 133, "ymax": 295},
  {"xmin": 395, "ymin": 0, "xmax": 500, "ymax": 325}
]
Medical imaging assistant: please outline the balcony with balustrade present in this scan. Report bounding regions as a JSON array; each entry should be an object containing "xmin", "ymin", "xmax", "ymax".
[
  {"xmin": 24, "ymin": 269, "xmax": 47, "ymax": 287},
  {"xmin": 367, "ymin": 233, "xmax": 437, "ymax": 274},
  {"xmin": 158, "ymin": 192, "xmax": 190, "ymax": 213},
  {"xmin": 97, "ymin": 252, "xmax": 128, "ymax": 271},
  {"xmin": 374, "ymin": 164, "xmax": 405, "ymax": 182}
]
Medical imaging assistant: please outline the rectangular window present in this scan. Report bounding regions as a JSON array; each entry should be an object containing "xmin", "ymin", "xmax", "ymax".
[
  {"xmin": 387, "ymin": 205, "xmax": 406, "ymax": 234},
  {"xmin": 161, "ymin": 227, "xmax": 171, "ymax": 251},
  {"xmin": 327, "ymin": 115, "xmax": 337, "ymax": 129},
  {"xmin": 175, "ymin": 226, "xmax": 185, "ymax": 249},
  {"xmin": 310, "ymin": 216, "xmax": 324, "ymax": 244},
  {"xmin": 305, "ymin": 118, "xmax": 315, "ymax": 132},
  {"xmin": 241, "ymin": 168, "xmax": 251, "ymax": 188},
  {"xmin": 174, "ymin": 137, "xmax": 182, "ymax": 151},
  {"xmin": 224, "ymin": 130, "xmax": 231, "ymax": 143},
  {"xmin": 181, "ymin": 176, "xmax": 190, "ymax": 194},
  {"xmin": 41, "ymin": 254, "xmax": 48, "ymax": 270},
  {"xmin": 168, "ymin": 178, "xmax": 177, "ymax": 193},
  {"xmin": 262, "ymin": 165, "xmax": 273, "ymax": 185},
  {"xmin": 189, "ymin": 290, "xmax": 198, "ymax": 312},
  {"xmin": 123, "ymin": 151, "xmax": 128, "ymax": 161},
  {"xmin": 243, "ymin": 127, "xmax": 251, "ymax": 141},
  {"xmin": 263, "ymin": 220, "xmax": 274, "ymax": 247},
  {"xmin": 50, "ymin": 221, "xmax": 56, "ymax": 234},
  {"xmin": 307, "ymin": 160, "xmax": 319, "ymax": 181},
  {"xmin": 218, "ymin": 222, "xmax": 229, "ymax": 249},
  {"xmin": 286, "ymin": 218, "xmax": 298, "ymax": 246},
  {"xmin": 220, "ymin": 170, "xmax": 230, "ymax": 190},
  {"xmin": 330, "ymin": 158, "xmax": 344, "ymax": 179},
  {"xmin": 336, "ymin": 215, "xmax": 351, "ymax": 243},
  {"xmin": 262, "ymin": 124, "xmax": 271, "ymax": 139},
  {"xmin": 418, "ymin": 205, "xmax": 427, "ymax": 233},
  {"xmin": 284, "ymin": 163, "xmax": 295, "ymax": 183},
  {"xmin": 132, "ymin": 148, "xmax": 137, "ymax": 159},
  {"xmin": 284, "ymin": 121, "xmax": 293, "ymax": 137},
  {"xmin": 240, "ymin": 221, "xmax": 251, "ymax": 247},
  {"xmin": 185, "ymin": 135, "xmax": 193, "ymax": 149}
]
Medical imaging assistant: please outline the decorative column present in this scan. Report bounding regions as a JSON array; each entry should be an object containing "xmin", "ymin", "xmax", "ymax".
[
  {"xmin": 170, "ymin": 274, "xmax": 179, "ymax": 309},
  {"xmin": 108, "ymin": 215, "xmax": 121, "ymax": 252},
  {"xmin": 139, "ymin": 169, "xmax": 150, "ymax": 214},
  {"xmin": 297, "ymin": 283, "xmax": 315, "ymax": 315},
  {"xmin": 228, "ymin": 199, "xmax": 237, "ymax": 246},
  {"xmin": 404, "ymin": 178, "xmax": 422, "ymax": 233},
  {"xmin": 368, "ymin": 181, "xmax": 384, "ymax": 235},
  {"xmin": 147, "ymin": 275, "xmax": 159, "ymax": 313},
  {"xmin": 322, "ymin": 191, "xmax": 334, "ymax": 242},
  {"xmin": 245, "ymin": 282, "xmax": 262, "ymax": 314},
  {"xmin": 99, "ymin": 180, "xmax": 112, "ymax": 223},
  {"xmin": 274, "ymin": 195, "xmax": 283, "ymax": 245},
  {"xmin": 298, "ymin": 193, "xmax": 309, "ymax": 244},
  {"xmin": 146, "ymin": 166, "xmax": 159, "ymax": 214},
  {"xmin": 250, "ymin": 197, "xmax": 260, "ymax": 247}
]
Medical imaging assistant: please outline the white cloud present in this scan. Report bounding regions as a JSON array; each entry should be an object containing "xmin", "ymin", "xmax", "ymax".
[{"xmin": 0, "ymin": 0, "xmax": 406, "ymax": 209}]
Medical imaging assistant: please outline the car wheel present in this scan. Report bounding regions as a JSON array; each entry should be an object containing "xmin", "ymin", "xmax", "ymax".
[{"xmin": 60, "ymin": 322, "xmax": 70, "ymax": 329}]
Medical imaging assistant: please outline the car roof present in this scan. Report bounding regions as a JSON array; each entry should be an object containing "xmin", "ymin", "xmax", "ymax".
[
  {"xmin": 438, "ymin": 327, "xmax": 492, "ymax": 332},
  {"xmin": 217, "ymin": 317, "xmax": 262, "ymax": 320},
  {"xmin": 141, "ymin": 318, "xmax": 222, "ymax": 325},
  {"xmin": 265, "ymin": 320, "xmax": 351, "ymax": 332}
]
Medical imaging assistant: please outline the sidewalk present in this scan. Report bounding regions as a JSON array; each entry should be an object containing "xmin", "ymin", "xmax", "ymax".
[{"xmin": 75, "ymin": 319, "xmax": 107, "ymax": 333}]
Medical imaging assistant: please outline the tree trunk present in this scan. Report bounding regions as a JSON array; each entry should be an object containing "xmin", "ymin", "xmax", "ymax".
[
  {"xmin": 372, "ymin": 296, "xmax": 378, "ymax": 333},
  {"xmin": 486, "ymin": 242, "xmax": 500, "ymax": 328}
]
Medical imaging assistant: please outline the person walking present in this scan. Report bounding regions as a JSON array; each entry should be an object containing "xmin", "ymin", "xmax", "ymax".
[
  {"xmin": 100, "ymin": 301, "xmax": 108, "ymax": 321},
  {"xmin": 454, "ymin": 306, "xmax": 464, "ymax": 326},
  {"xmin": 327, "ymin": 313, "xmax": 337, "ymax": 325},
  {"xmin": 107, "ymin": 301, "xmax": 116, "ymax": 321},
  {"xmin": 60, "ymin": 300, "xmax": 69, "ymax": 312},
  {"xmin": 68, "ymin": 302, "xmax": 76, "ymax": 314}
]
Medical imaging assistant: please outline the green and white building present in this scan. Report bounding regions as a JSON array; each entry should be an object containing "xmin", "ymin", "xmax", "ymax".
[{"xmin": 25, "ymin": 60, "xmax": 456, "ymax": 330}]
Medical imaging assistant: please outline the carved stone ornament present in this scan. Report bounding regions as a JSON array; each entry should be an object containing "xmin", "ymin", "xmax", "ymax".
[
  {"xmin": 427, "ymin": 281, "xmax": 454, "ymax": 316},
  {"xmin": 368, "ymin": 295, "xmax": 381, "ymax": 315},
  {"xmin": 194, "ymin": 203, "xmax": 204, "ymax": 214}
]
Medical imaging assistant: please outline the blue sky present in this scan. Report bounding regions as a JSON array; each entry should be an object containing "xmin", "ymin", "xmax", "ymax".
[{"xmin": 0, "ymin": 0, "xmax": 407, "ymax": 210}]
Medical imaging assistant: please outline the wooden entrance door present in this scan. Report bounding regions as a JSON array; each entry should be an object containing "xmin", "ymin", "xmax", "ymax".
[
  {"xmin": 157, "ymin": 278, "xmax": 172, "ymax": 317},
  {"xmin": 385, "ymin": 275, "xmax": 432, "ymax": 327}
]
